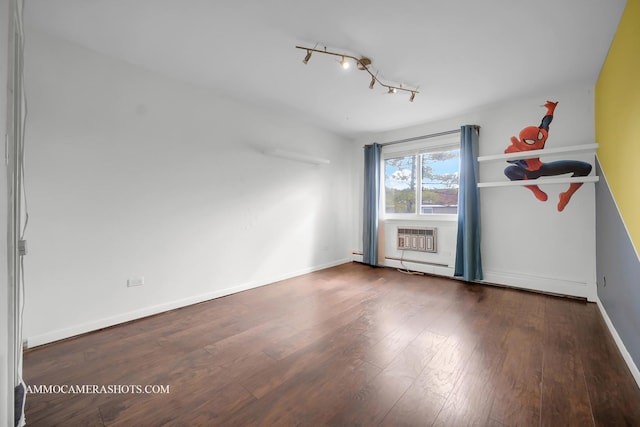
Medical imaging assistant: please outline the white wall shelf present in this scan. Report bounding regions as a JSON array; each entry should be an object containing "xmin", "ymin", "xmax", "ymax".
[
  {"xmin": 263, "ymin": 148, "xmax": 330, "ymax": 165},
  {"xmin": 477, "ymin": 143, "xmax": 598, "ymax": 163},
  {"xmin": 478, "ymin": 175, "xmax": 599, "ymax": 188}
]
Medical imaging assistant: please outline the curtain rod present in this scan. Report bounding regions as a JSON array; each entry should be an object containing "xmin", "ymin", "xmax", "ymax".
[
  {"xmin": 378, "ymin": 129, "xmax": 461, "ymax": 147},
  {"xmin": 372, "ymin": 125, "xmax": 480, "ymax": 147}
]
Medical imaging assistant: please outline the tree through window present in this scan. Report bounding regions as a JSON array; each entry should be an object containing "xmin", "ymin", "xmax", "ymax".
[{"xmin": 384, "ymin": 145, "xmax": 460, "ymax": 215}]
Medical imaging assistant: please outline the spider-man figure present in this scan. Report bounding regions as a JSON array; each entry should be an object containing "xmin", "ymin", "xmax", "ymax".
[{"xmin": 504, "ymin": 101, "xmax": 592, "ymax": 211}]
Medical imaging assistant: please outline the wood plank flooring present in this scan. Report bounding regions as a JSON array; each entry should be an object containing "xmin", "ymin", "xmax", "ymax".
[{"xmin": 23, "ymin": 262, "xmax": 640, "ymax": 426}]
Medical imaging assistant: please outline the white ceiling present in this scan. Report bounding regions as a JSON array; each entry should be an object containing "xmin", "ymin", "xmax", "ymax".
[{"xmin": 24, "ymin": 0, "xmax": 626, "ymax": 138}]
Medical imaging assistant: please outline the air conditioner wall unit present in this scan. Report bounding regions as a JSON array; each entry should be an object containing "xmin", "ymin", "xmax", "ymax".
[{"xmin": 397, "ymin": 227, "xmax": 437, "ymax": 253}]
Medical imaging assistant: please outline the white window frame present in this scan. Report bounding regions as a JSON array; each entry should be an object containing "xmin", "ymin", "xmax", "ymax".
[{"xmin": 381, "ymin": 134, "xmax": 460, "ymax": 222}]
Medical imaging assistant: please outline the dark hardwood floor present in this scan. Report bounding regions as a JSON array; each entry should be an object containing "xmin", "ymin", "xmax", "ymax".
[{"xmin": 23, "ymin": 262, "xmax": 640, "ymax": 426}]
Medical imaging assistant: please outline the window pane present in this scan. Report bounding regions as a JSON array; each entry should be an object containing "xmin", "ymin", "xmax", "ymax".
[
  {"xmin": 384, "ymin": 155, "xmax": 417, "ymax": 214},
  {"xmin": 421, "ymin": 147, "xmax": 460, "ymax": 214}
]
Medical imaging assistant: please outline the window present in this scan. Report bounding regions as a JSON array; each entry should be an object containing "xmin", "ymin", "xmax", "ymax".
[{"xmin": 384, "ymin": 145, "xmax": 460, "ymax": 215}]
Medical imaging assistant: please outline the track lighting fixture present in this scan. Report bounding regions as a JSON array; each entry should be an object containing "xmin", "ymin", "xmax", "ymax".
[
  {"xmin": 296, "ymin": 45, "xmax": 419, "ymax": 102},
  {"xmin": 303, "ymin": 50, "xmax": 312, "ymax": 64}
]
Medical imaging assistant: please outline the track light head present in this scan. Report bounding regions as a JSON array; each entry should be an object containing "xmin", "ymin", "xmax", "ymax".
[
  {"xmin": 388, "ymin": 87, "xmax": 397, "ymax": 94},
  {"xmin": 369, "ymin": 75, "xmax": 375, "ymax": 89},
  {"xmin": 409, "ymin": 92, "xmax": 416, "ymax": 102},
  {"xmin": 303, "ymin": 50, "xmax": 312, "ymax": 64},
  {"xmin": 340, "ymin": 56, "xmax": 350, "ymax": 69}
]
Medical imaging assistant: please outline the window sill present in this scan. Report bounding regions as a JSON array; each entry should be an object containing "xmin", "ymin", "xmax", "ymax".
[{"xmin": 383, "ymin": 214, "xmax": 458, "ymax": 223}]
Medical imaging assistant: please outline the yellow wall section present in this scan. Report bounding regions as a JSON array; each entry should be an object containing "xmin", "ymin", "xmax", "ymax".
[{"xmin": 596, "ymin": 0, "xmax": 640, "ymax": 252}]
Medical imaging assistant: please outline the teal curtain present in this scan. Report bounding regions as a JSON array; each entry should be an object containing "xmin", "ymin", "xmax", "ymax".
[
  {"xmin": 454, "ymin": 125, "xmax": 483, "ymax": 281},
  {"xmin": 363, "ymin": 143, "xmax": 381, "ymax": 266}
]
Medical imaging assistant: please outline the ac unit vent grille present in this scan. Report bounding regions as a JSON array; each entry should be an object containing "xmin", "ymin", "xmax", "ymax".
[{"xmin": 397, "ymin": 227, "xmax": 437, "ymax": 253}]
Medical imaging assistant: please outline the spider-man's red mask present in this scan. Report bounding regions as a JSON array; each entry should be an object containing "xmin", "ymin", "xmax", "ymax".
[{"xmin": 515, "ymin": 126, "xmax": 548, "ymax": 151}]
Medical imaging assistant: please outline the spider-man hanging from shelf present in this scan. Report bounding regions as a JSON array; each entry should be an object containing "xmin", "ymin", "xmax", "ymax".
[{"xmin": 503, "ymin": 101, "xmax": 592, "ymax": 212}]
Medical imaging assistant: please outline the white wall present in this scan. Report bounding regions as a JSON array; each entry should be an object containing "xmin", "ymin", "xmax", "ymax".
[
  {"xmin": 352, "ymin": 84, "xmax": 597, "ymax": 300},
  {"xmin": 24, "ymin": 32, "xmax": 354, "ymax": 346}
]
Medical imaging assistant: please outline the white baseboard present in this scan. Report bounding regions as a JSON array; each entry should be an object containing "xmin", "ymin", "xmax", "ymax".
[
  {"xmin": 26, "ymin": 258, "xmax": 351, "ymax": 348},
  {"xmin": 382, "ymin": 258, "xmax": 454, "ymax": 277},
  {"xmin": 350, "ymin": 253, "xmax": 454, "ymax": 277},
  {"xmin": 596, "ymin": 297, "xmax": 640, "ymax": 390},
  {"xmin": 351, "ymin": 257, "xmax": 596, "ymax": 301},
  {"xmin": 482, "ymin": 269, "xmax": 597, "ymax": 301}
]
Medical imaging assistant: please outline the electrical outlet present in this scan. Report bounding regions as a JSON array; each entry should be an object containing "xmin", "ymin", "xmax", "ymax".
[{"xmin": 127, "ymin": 277, "xmax": 144, "ymax": 287}]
